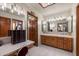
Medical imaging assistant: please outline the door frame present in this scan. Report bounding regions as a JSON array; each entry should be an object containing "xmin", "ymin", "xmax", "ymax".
[
  {"xmin": 76, "ymin": 4, "xmax": 79, "ymax": 56},
  {"xmin": 27, "ymin": 12, "xmax": 38, "ymax": 46}
]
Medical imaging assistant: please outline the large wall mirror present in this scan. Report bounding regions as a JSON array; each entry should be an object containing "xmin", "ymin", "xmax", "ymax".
[
  {"xmin": 12, "ymin": 19, "xmax": 23, "ymax": 30},
  {"xmin": 42, "ymin": 16, "xmax": 73, "ymax": 34},
  {"xmin": 0, "ymin": 16, "xmax": 23, "ymax": 37}
]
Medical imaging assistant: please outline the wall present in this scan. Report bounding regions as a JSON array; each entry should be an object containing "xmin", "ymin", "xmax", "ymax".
[{"xmin": 71, "ymin": 3, "xmax": 77, "ymax": 56}]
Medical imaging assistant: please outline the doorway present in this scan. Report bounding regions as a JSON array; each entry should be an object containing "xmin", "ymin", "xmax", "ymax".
[{"xmin": 27, "ymin": 12, "xmax": 38, "ymax": 46}]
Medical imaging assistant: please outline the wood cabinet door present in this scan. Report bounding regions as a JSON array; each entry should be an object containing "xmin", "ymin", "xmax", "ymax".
[
  {"xmin": 57, "ymin": 37, "xmax": 64, "ymax": 49},
  {"xmin": 63, "ymin": 38, "xmax": 72, "ymax": 51},
  {"xmin": 51, "ymin": 37, "xmax": 58, "ymax": 47},
  {"xmin": 41, "ymin": 36, "xmax": 45, "ymax": 44},
  {"xmin": 0, "ymin": 17, "xmax": 10, "ymax": 37},
  {"xmin": 41, "ymin": 36, "xmax": 58, "ymax": 47}
]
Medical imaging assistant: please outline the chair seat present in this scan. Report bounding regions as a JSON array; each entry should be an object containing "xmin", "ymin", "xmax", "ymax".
[{"xmin": 18, "ymin": 47, "xmax": 28, "ymax": 56}]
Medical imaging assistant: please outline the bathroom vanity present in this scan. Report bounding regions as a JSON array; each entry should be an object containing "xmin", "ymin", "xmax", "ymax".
[
  {"xmin": 41, "ymin": 16, "xmax": 73, "ymax": 52},
  {"xmin": 41, "ymin": 35, "xmax": 73, "ymax": 52}
]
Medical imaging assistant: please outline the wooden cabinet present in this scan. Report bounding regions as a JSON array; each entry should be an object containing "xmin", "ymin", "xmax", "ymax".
[
  {"xmin": 41, "ymin": 35, "xmax": 73, "ymax": 52},
  {"xmin": 9, "ymin": 30, "xmax": 26, "ymax": 44},
  {"xmin": 41, "ymin": 36, "xmax": 58, "ymax": 47},
  {"xmin": 51, "ymin": 37, "xmax": 58, "ymax": 47},
  {"xmin": 57, "ymin": 37, "xmax": 63, "ymax": 49},
  {"xmin": 63, "ymin": 38, "xmax": 73, "ymax": 51},
  {"xmin": 0, "ymin": 16, "xmax": 11, "ymax": 37}
]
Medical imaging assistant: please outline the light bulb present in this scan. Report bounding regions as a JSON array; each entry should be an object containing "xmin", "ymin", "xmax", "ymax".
[
  {"xmin": 1, "ymin": 6, "xmax": 5, "ymax": 10},
  {"xmin": 4, "ymin": 3, "xmax": 7, "ymax": 7},
  {"xmin": 11, "ymin": 9, "xmax": 14, "ymax": 13},
  {"xmin": 14, "ymin": 7, "xmax": 16, "ymax": 11},
  {"xmin": 18, "ymin": 11, "xmax": 20, "ymax": 15}
]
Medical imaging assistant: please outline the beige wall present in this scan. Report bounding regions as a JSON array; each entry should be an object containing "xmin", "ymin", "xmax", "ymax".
[{"xmin": 71, "ymin": 3, "xmax": 78, "ymax": 56}]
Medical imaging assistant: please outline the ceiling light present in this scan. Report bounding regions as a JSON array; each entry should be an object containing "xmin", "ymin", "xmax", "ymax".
[
  {"xmin": 0, "ymin": 3, "xmax": 25, "ymax": 15},
  {"xmin": 4, "ymin": 3, "xmax": 7, "ymax": 7},
  {"xmin": 39, "ymin": 3, "xmax": 55, "ymax": 8}
]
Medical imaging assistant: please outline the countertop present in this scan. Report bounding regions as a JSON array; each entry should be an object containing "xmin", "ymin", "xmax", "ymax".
[{"xmin": 41, "ymin": 34, "xmax": 73, "ymax": 38}]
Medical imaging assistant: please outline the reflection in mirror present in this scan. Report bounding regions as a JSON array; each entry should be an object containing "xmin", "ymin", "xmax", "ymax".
[
  {"xmin": 12, "ymin": 20, "xmax": 23, "ymax": 30},
  {"xmin": 48, "ymin": 21, "xmax": 56, "ymax": 32},
  {"xmin": 13, "ymin": 22, "xmax": 16, "ymax": 30},
  {"xmin": 42, "ymin": 16, "xmax": 73, "ymax": 34},
  {"xmin": 42, "ymin": 21, "xmax": 48, "ymax": 33},
  {"xmin": 57, "ymin": 22, "xmax": 68, "ymax": 32}
]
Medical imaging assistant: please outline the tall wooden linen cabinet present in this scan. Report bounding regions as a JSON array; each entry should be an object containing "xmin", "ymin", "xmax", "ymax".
[{"xmin": 0, "ymin": 16, "xmax": 10, "ymax": 37}]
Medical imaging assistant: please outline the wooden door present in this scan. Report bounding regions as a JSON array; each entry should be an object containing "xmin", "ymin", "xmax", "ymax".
[
  {"xmin": 76, "ymin": 5, "xmax": 79, "ymax": 55},
  {"xmin": 27, "ymin": 12, "xmax": 38, "ymax": 46},
  {"xmin": 0, "ymin": 17, "xmax": 10, "ymax": 37}
]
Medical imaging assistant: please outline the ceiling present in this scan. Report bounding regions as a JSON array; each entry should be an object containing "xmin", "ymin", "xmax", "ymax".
[
  {"xmin": 7, "ymin": 3, "xmax": 73, "ymax": 17},
  {"xmin": 18, "ymin": 3, "xmax": 73, "ymax": 16}
]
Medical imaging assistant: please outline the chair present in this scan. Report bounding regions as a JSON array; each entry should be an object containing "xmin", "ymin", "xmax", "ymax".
[{"xmin": 17, "ymin": 47, "xmax": 28, "ymax": 56}]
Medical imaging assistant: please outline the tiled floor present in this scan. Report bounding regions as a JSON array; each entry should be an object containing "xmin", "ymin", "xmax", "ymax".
[{"xmin": 27, "ymin": 45, "xmax": 74, "ymax": 56}]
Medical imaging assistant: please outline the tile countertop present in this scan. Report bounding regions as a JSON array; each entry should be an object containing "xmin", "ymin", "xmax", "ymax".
[{"xmin": 41, "ymin": 34, "xmax": 73, "ymax": 38}]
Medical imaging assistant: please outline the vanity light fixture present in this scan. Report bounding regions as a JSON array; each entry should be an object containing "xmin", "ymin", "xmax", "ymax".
[
  {"xmin": 0, "ymin": 3, "xmax": 25, "ymax": 15},
  {"xmin": 10, "ymin": 4, "xmax": 14, "ymax": 13},
  {"xmin": 1, "ymin": 3, "xmax": 7, "ymax": 10},
  {"xmin": 1, "ymin": 6, "xmax": 5, "ymax": 10}
]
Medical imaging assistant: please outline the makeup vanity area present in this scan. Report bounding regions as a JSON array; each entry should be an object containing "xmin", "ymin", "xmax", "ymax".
[
  {"xmin": 0, "ymin": 16, "xmax": 34, "ymax": 56},
  {"xmin": 41, "ymin": 16, "xmax": 73, "ymax": 52}
]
